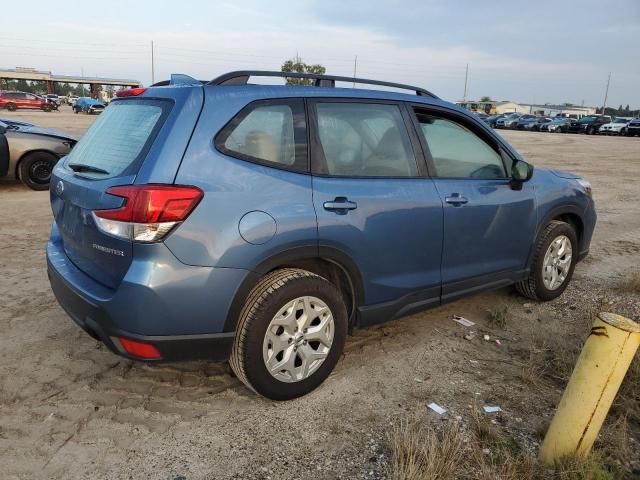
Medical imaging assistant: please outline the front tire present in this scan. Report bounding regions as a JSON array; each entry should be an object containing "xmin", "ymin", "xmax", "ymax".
[
  {"xmin": 230, "ymin": 268, "xmax": 347, "ymax": 400},
  {"xmin": 516, "ymin": 220, "xmax": 578, "ymax": 301},
  {"xmin": 18, "ymin": 151, "xmax": 57, "ymax": 190},
  {"xmin": 6, "ymin": 103, "xmax": 17, "ymax": 111}
]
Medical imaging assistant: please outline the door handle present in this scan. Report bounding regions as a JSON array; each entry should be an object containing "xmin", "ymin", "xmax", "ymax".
[
  {"xmin": 445, "ymin": 194, "xmax": 468, "ymax": 206},
  {"xmin": 323, "ymin": 197, "xmax": 357, "ymax": 214}
]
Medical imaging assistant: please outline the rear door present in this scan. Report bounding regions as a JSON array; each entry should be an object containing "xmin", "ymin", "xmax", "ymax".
[
  {"xmin": 13, "ymin": 92, "xmax": 28, "ymax": 108},
  {"xmin": 410, "ymin": 106, "xmax": 536, "ymax": 300},
  {"xmin": 309, "ymin": 100, "xmax": 443, "ymax": 318},
  {"xmin": 50, "ymin": 88, "xmax": 202, "ymax": 289}
]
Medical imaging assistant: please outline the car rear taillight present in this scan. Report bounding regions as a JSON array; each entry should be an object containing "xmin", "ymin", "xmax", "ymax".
[
  {"xmin": 115, "ymin": 88, "xmax": 147, "ymax": 97},
  {"xmin": 92, "ymin": 185, "xmax": 203, "ymax": 242},
  {"xmin": 118, "ymin": 337, "xmax": 161, "ymax": 359}
]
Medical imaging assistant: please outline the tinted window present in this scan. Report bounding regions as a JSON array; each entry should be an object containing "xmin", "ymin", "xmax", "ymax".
[
  {"xmin": 314, "ymin": 103, "xmax": 417, "ymax": 177},
  {"xmin": 416, "ymin": 112, "xmax": 506, "ymax": 179},
  {"xmin": 66, "ymin": 99, "xmax": 170, "ymax": 178},
  {"xmin": 221, "ymin": 102, "xmax": 304, "ymax": 169}
]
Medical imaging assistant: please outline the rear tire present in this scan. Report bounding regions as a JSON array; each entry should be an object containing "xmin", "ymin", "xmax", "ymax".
[
  {"xmin": 516, "ymin": 220, "xmax": 578, "ymax": 302},
  {"xmin": 18, "ymin": 151, "xmax": 58, "ymax": 190},
  {"xmin": 6, "ymin": 103, "xmax": 17, "ymax": 111},
  {"xmin": 230, "ymin": 268, "xmax": 347, "ymax": 400}
]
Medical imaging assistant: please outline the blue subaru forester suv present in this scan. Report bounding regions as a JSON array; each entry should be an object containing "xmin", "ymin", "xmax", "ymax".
[{"xmin": 47, "ymin": 71, "xmax": 596, "ymax": 400}]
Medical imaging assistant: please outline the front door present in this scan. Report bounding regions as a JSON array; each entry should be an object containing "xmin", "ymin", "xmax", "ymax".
[
  {"xmin": 309, "ymin": 100, "xmax": 443, "ymax": 322},
  {"xmin": 411, "ymin": 107, "xmax": 536, "ymax": 300}
]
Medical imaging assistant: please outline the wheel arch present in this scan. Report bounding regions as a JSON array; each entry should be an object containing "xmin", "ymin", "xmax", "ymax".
[
  {"xmin": 527, "ymin": 205, "xmax": 585, "ymax": 269},
  {"xmin": 223, "ymin": 246, "xmax": 364, "ymax": 333},
  {"xmin": 14, "ymin": 149, "xmax": 60, "ymax": 178}
]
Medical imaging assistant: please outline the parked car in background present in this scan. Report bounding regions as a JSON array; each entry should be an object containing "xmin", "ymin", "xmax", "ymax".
[
  {"xmin": 625, "ymin": 118, "xmax": 640, "ymax": 137},
  {"xmin": 523, "ymin": 117, "xmax": 553, "ymax": 131},
  {"xmin": 0, "ymin": 118, "xmax": 76, "ymax": 189},
  {"xmin": 496, "ymin": 112, "xmax": 523, "ymax": 128},
  {"xmin": 553, "ymin": 113, "xmax": 579, "ymax": 119},
  {"xmin": 542, "ymin": 117, "xmax": 577, "ymax": 133},
  {"xmin": 0, "ymin": 91, "xmax": 54, "ymax": 112},
  {"xmin": 473, "ymin": 111, "xmax": 489, "ymax": 120},
  {"xmin": 68, "ymin": 95, "xmax": 80, "ymax": 106},
  {"xmin": 73, "ymin": 97, "xmax": 106, "ymax": 114},
  {"xmin": 47, "ymin": 70, "xmax": 596, "ymax": 400},
  {"xmin": 598, "ymin": 118, "xmax": 631, "ymax": 135},
  {"xmin": 46, "ymin": 94, "xmax": 61, "ymax": 106},
  {"xmin": 574, "ymin": 115, "xmax": 611, "ymax": 134},
  {"xmin": 515, "ymin": 117, "xmax": 536, "ymax": 130},
  {"xmin": 482, "ymin": 114, "xmax": 505, "ymax": 128}
]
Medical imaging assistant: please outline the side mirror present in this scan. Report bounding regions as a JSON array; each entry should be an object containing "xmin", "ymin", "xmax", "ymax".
[{"xmin": 511, "ymin": 159, "xmax": 534, "ymax": 190}]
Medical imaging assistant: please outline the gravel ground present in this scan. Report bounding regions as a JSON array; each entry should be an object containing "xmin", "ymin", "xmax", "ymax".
[{"xmin": 0, "ymin": 108, "xmax": 638, "ymax": 479}]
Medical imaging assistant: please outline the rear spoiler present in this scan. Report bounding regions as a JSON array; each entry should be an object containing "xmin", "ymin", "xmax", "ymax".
[{"xmin": 150, "ymin": 74, "xmax": 204, "ymax": 87}]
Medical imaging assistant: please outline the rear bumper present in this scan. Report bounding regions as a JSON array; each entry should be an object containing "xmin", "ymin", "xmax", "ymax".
[
  {"xmin": 48, "ymin": 264, "xmax": 234, "ymax": 361},
  {"xmin": 47, "ymin": 224, "xmax": 246, "ymax": 362}
]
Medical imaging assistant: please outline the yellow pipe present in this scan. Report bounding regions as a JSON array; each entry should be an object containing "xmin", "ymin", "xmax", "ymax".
[{"xmin": 540, "ymin": 312, "xmax": 640, "ymax": 464}]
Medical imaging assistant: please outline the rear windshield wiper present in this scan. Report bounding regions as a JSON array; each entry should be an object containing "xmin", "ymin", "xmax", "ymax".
[{"xmin": 68, "ymin": 163, "xmax": 110, "ymax": 175}]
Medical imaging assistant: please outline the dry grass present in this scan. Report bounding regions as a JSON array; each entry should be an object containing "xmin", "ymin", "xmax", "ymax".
[
  {"xmin": 386, "ymin": 415, "xmax": 465, "ymax": 480},
  {"xmin": 488, "ymin": 304, "xmax": 511, "ymax": 328},
  {"xmin": 386, "ymin": 414, "xmax": 626, "ymax": 480}
]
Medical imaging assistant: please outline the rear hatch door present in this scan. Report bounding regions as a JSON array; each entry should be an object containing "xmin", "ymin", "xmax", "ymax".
[{"xmin": 50, "ymin": 88, "xmax": 202, "ymax": 289}]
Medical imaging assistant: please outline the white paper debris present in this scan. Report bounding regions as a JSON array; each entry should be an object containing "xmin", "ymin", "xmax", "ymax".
[
  {"xmin": 483, "ymin": 406, "xmax": 502, "ymax": 413},
  {"xmin": 483, "ymin": 334, "xmax": 491, "ymax": 341},
  {"xmin": 414, "ymin": 377, "xmax": 424, "ymax": 383},
  {"xmin": 428, "ymin": 403, "xmax": 447, "ymax": 415},
  {"xmin": 451, "ymin": 315, "xmax": 475, "ymax": 327}
]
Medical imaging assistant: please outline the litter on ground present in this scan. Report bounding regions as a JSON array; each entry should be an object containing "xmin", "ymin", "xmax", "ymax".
[
  {"xmin": 483, "ymin": 405, "xmax": 502, "ymax": 413},
  {"xmin": 451, "ymin": 315, "xmax": 475, "ymax": 327},
  {"xmin": 428, "ymin": 403, "xmax": 447, "ymax": 415}
]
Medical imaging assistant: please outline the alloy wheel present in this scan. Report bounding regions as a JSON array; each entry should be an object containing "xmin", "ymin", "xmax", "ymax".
[
  {"xmin": 262, "ymin": 296, "xmax": 334, "ymax": 383},
  {"xmin": 542, "ymin": 235, "xmax": 572, "ymax": 290}
]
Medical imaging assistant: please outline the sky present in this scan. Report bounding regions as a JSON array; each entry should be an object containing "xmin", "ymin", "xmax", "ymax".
[{"xmin": 1, "ymin": 0, "xmax": 639, "ymax": 108}]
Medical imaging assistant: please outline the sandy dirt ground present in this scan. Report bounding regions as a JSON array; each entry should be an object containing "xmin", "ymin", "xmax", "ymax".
[{"xmin": 1, "ymin": 108, "xmax": 639, "ymax": 479}]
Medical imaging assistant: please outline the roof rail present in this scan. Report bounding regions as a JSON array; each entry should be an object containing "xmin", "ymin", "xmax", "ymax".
[
  {"xmin": 208, "ymin": 70, "xmax": 438, "ymax": 98},
  {"xmin": 150, "ymin": 74, "xmax": 204, "ymax": 87}
]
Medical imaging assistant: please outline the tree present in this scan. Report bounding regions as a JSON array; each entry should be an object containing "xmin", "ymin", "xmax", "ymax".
[
  {"xmin": 479, "ymin": 96, "xmax": 492, "ymax": 102},
  {"xmin": 281, "ymin": 55, "xmax": 326, "ymax": 86}
]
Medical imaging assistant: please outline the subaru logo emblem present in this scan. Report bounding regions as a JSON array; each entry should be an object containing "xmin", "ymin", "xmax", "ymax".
[{"xmin": 55, "ymin": 180, "xmax": 64, "ymax": 196}]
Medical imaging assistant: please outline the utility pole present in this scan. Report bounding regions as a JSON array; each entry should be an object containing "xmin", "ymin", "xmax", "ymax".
[
  {"xmin": 352, "ymin": 55, "xmax": 358, "ymax": 87},
  {"xmin": 151, "ymin": 40, "xmax": 155, "ymax": 85},
  {"xmin": 463, "ymin": 64, "xmax": 469, "ymax": 101},
  {"xmin": 601, "ymin": 72, "xmax": 611, "ymax": 115}
]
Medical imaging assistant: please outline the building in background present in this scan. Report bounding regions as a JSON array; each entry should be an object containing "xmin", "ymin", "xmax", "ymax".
[{"xmin": 457, "ymin": 100, "xmax": 596, "ymax": 117}]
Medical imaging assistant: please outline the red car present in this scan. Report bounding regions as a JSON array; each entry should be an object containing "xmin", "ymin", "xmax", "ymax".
[{"xmin": 0, "ymin": 91, "xmax": 53, "ymax": 112}]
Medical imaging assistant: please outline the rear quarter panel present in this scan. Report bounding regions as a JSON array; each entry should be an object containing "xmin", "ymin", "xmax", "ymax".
[{"xmin": 167, "ymin": 90, "xmax": 317, "ymax": 269}]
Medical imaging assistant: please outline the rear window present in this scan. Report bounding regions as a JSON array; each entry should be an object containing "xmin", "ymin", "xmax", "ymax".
[{"xmin": 65, "ymin": 99, "xmax": 171, "ymax": 178}]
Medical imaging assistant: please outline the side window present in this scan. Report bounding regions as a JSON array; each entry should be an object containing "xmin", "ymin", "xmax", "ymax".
[
  {"xmin": 217, "ymin": 99, "xmax": 306, "ymax": 172},
  {"xmin": 314, "ymin": 103, "xmax": 417, "ymax": 177},
  {"xmin": 415, "ymin": 112, "xmax": 506, "ymax": 179}
]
